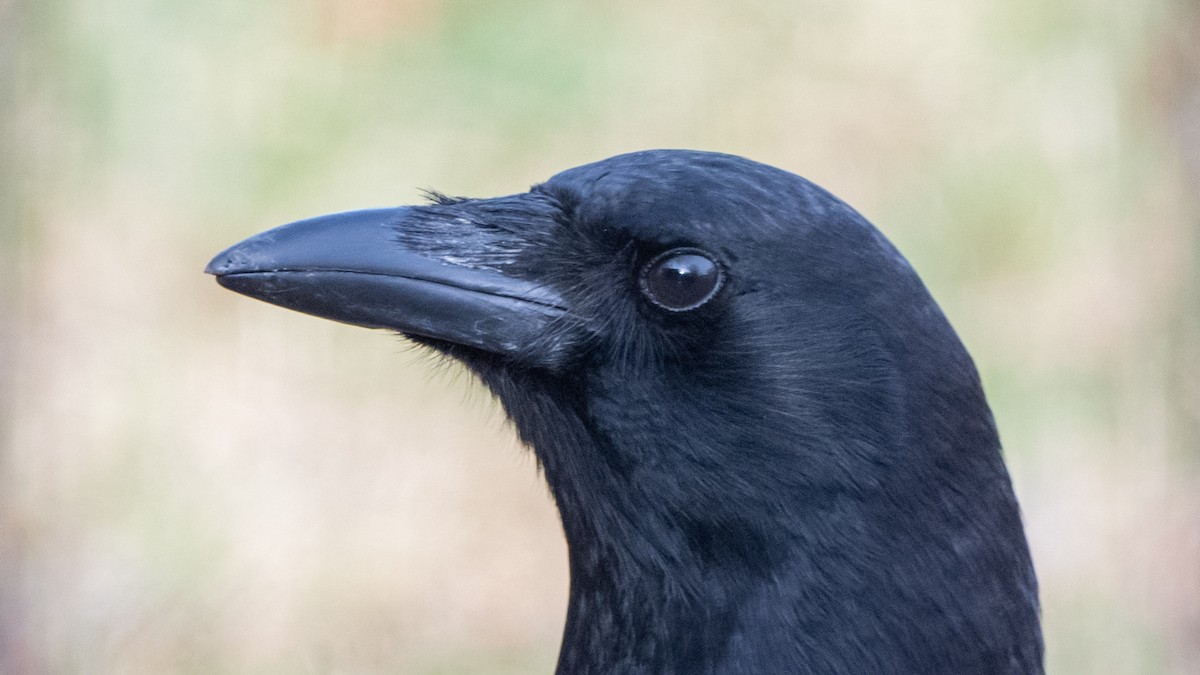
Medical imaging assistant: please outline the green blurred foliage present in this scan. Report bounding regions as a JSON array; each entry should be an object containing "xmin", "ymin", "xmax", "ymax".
[{"xmin": 2, "ymin": 0, "xmax": 1197, "ymax": 672}]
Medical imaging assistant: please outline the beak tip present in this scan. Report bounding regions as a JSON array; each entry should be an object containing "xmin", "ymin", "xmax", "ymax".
[
  {"xmin": 204, "ymin": 256, "xmax": 224, "ymax": 276},
  {"xmin": 205, "ymin": 244, "xmax": 251, "ymax": 276}
]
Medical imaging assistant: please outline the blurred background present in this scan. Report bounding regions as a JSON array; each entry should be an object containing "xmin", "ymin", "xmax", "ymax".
[{"xmin": 2, "ymin": 0, "xmax": 1197, "ymax": 672}]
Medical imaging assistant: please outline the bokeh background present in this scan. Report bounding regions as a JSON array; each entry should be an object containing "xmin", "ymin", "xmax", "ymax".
[{"xmin": 2, "ymin": 0, "xmax": 1198, "ymax": 672}]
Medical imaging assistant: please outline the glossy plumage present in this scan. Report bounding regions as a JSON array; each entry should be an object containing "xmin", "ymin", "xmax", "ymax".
[{"xmin": 209, "ymin": 150, "xmax": 1043, "ymax": 674}]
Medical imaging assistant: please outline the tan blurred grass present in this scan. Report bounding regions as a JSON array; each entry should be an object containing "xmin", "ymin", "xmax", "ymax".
[{"xmin": 2, "ymin": 0, "xmax": 1198, "ymax": 672}]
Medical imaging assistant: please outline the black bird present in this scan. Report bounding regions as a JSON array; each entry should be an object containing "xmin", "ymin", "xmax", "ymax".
[{"xmin": 206, "ymin": 150, "xmax": 1043, "ymax": 674}]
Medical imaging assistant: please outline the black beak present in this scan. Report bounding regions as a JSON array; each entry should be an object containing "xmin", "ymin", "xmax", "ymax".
[{"xmin": 205, "ymin": 207, "xmax": 571, "ymax": 361}]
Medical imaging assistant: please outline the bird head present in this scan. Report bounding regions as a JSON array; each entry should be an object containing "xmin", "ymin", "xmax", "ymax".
[{"xmin": 207, "ymin": 150, "xmax": 1041, "ymax": 672}]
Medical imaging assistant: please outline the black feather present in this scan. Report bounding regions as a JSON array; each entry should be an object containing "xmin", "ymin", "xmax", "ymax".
[{"xmin": 211, "ymin": 149, "xmax": 1043, "ymax": 674}]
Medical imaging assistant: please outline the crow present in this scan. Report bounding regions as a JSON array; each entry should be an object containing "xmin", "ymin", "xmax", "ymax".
[{"xmin": 206, "ymin": 150, "xmax": 1043, "ymax": 674}]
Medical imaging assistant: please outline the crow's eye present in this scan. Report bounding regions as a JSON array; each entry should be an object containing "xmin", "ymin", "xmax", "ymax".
[{"xmin": 639, "ymin": 248, "xmax": 723, "ymax": 311}]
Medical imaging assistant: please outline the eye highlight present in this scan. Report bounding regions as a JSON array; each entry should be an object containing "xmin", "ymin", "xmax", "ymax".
[{"xmin": 639, "ymin": 248, "xmax": 723, "ymax": 312}]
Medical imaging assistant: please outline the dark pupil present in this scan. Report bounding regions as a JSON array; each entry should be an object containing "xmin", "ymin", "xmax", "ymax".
[{"xmin": 644, "ymin": 253, "xmax": 720, "ymax": 310}]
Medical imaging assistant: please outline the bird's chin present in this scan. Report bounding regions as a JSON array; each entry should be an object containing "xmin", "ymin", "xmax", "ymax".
[
  {"xmin": 403, "ymin": 333, "xmax": 490, "ymax": 364},
  {"xmin": 404, "ymin": 331, "xmax": 574, "ymax": 377}
]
